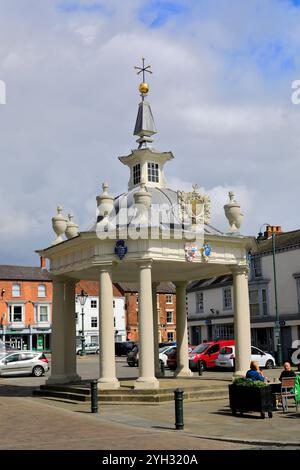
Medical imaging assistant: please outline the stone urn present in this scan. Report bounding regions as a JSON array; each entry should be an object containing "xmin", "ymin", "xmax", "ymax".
[
  {"xmin": 133, "ymin": 180, "xmax": 152, "ymax": 224},
  {"xmin": 52, "ymin": 206, "xmax": 67, "ymax": 245},
  {"xmin": 96, "ymin": 182, "xmax": 114, "ymax": 220},
  {"xmin": 65, "ymin": 213, "xmax": 79, "ymax": 239},
  {"xmin": 224, "ymin": 191, "xmax": 243, "ymax": 233}
]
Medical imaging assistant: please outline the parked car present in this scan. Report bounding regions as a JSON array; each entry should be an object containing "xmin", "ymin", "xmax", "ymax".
[
  {"xmin": 76, "ymin": 343, "xmax": 99, "ymax": 355},
  {"xmin": 115, "ymin": 341, "xmax": 136, "ymax": 356},
  {"xmin": 166, "ymin": 345, "xmax": 196, "ymax": 370},
  {"xmin": 216, "ymin": 345, "xmax": 276, "ymax": 370},
  {"xmin": 127, "ymin": 344, "xmax": 139, "ymax": 367},
  {"xmin": 159, "ymin": 341, "xmax": 176, "ymax": 348},
  {"xmin": 159, "ymin": 345, "xmax": 177, "ymax": 366},
  {"xmin": 189, "ymin": 340, "xmax": 235, "ymax": 372},
  {"xmin": 0, "ymin": 351, "xmax": 49, "ymax": 377}
]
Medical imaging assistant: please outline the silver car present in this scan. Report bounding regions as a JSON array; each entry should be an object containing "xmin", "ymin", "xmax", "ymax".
[
  {"xmin": 76, "ymin": 343, "xmax": 99, "ymax": 355},
  {"xmin": 0, "ymin": 351, "xmax": 49, "ymax": 377}
]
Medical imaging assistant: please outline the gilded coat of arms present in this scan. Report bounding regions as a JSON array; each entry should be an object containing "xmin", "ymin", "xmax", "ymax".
[{"xmin": 177, "ymin": 184, "xmax": 211, "ymax": 226}]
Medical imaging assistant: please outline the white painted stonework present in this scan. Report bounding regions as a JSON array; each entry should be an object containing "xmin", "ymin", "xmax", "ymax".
[{"xmin": 38, "ymin": 76, "xmax": 254, "ymax": 388}]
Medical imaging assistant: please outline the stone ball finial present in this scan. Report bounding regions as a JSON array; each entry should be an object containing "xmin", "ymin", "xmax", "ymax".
[
  {"xmin": 102, "ymin": 182, "xmax": 109, "ymax": 194},
  {"xmin": 52, "ymin": 205, "xmax": 67, "ymax": 245},
  {"xmin": 224, "ymin": 191, "xmax": 243, "ymax": 233}
]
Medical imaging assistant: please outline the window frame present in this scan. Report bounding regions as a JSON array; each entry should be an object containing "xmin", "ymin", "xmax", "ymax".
[
  {"xmin": 38, "ymin": 304, "xmax": 49, "ymax": 323},
  {"xmin": 223, "ymin": 287, "xmax": 232, "ymax": 311},
  {"xmin": 133, "ymin": 163, "xmax": 141, "ymax": 185},
  {"xmin": 166, "ymin": 311, "xmax": 174, "ymax": 324},
  {"xmin": 9, "ymin": 304, "xmax": 24, "ymax": 323},
  {"xmin": 196, "ymin": 292, "xmax": 204, "ymax": 313},
  {"xmin": 166, "ymin": 294, "xmax": 173, "ymax": 304},
  {"xmin": 12, "ymin": 283, "xmax": 21, "ymax": 298},
  {"xmin": 91, "ymin": 316, "xmax": 98, "ymax": 328},
  {"xmin": 147, "ymin": 162, "xmax": 159, "ymax": 183},
  {"xmin": 38, "ymin": 284, "xmax": 46, "ymax": 298},
  {"xmin": 90, "ymin": 300, "xmax": 97, "ymax": 309}
]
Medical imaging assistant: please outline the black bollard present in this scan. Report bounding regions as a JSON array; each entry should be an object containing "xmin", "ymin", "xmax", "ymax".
[
  {"xmin": 160, "ymin": 360, "xmax": 165, "ymax": 376},
  {"xmin": 91, "ymin": 379, "xmax": 98, "ymax": 413},
  {"xmin": 197, "ymin": 360, "xmax": 203, "ymax": 376},
  {"xmin": 174, "ymin": 388, "xmax": 184, "ymax": 430}
]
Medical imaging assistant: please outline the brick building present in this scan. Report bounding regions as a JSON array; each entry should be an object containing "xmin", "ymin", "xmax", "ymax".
[
  {"xmin": 0, "ymin": 261, "xmax": 177, "ymax": 349},
  {"xmin": 0, "ymin": 258, "xmax": 52, "ymax": 350},
  {"xmin": 119, "ymin": 282, "xmax": 176, "ymax": 343}
]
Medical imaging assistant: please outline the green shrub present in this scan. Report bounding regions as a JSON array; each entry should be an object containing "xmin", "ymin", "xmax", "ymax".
[{"xmin": 233, "ymin": 378, "xmax": 267, "ymax": 388}]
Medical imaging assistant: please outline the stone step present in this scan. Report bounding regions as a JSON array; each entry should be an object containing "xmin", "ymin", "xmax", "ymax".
[{"xmin": 33, "ymin": 386, "xmax": 228, "ymax": 404}]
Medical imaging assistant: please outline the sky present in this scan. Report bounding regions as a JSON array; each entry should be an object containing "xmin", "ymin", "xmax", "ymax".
[{"xmin": 0, "ymin": 0, "xmax": 300, "ymax": 265}]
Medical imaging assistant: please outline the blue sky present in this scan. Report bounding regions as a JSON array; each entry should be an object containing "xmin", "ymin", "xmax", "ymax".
[{"xmin": 0, "ymin": 0, "xmax": 300, "ymax": 264}]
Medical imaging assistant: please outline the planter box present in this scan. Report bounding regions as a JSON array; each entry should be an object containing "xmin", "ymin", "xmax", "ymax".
[{"xmin": 229, "ymin": 384, "xmax": 273, "ymax": 419}]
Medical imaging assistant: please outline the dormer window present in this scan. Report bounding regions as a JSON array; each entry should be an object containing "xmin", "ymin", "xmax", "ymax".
[
  {"xmin": 133, "ymin": 164, "xmax": 141, "ymax": 185},
  {"xmin": 148, "ymin": 162, "xmax": 159, "ymax": 183}
]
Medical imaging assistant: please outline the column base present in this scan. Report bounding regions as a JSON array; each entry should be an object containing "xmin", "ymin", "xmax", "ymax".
[
  {"xmin": 46, "ymin": 373, "xmax": 82, "ymax": 385},
  {"xmin": 98, "ymin": 378, "xmax": 120, "ymax": 390},
  {"xmin": 134, "ymin": 377, "xmax": 160, "ymax": 390},
  {"xmin": 175, "ymin": 368, "xmax": 193, "ymax": 378},
  {"xmin": 232, "ymin": 370, "xmax": 247, "ymax": 379}
]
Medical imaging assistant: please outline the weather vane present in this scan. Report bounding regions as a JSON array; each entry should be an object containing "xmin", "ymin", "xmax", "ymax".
[{"xmin": 134, "ymin": 57, "xmax": 152, "ymax": 100}]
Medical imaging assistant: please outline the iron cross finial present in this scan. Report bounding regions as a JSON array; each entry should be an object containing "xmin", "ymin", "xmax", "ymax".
[{"xmin": 134, "ymin": 57, "xmax": 152, "ymax": 83}]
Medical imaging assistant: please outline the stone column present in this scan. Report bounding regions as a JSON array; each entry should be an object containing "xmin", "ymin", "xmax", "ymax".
[
  {"xmin": 152, "ymin": 283, "xmax": 161, "ymax": 377},
  {"xmin": 135, "ymin": 261, "xmax": 159, "ymax": 389},
  {"xmin": 232, "ymin": 266, "xmax": 251, "ymax": 377},
  {"xmin": 175, "ymin": 282, "xmax": 193, "ymax": 377},
  {"xmin": 64, "ymin": 280, "xmax": 81, "ymax": 382},
  {"xmin": 98, "ymin": 265, "xmax": 119, "ymax": 390},
  {"xmin": 47, "ymin": 277, "xmax": 80, "ymax": 384}
]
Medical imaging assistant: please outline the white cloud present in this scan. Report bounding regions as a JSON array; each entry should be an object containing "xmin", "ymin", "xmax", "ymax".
[{"xmin": 0, "ymin": 0, "xmax": 299, "ymax": 264}]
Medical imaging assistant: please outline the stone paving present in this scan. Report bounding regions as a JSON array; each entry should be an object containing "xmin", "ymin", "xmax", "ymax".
[
  {"xmin": 1, "ymin": 358, "xmax": 299, "ymax": 450},
  {"xmin": 1, "ymin": 386, "xmax": 299, "ymax": 450},
  {"xmin": 0, "ymin": 394, "xmax": 252, "ymax": 450}
]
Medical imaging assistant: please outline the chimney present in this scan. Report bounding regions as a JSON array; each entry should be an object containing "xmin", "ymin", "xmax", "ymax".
[
  {"xmin": 40, "ymin": 256, "xmax": 47, "ymax": 270},
  {"xmin": 264, "ymin": 225, "xmax": 283, "ymax": 238}
]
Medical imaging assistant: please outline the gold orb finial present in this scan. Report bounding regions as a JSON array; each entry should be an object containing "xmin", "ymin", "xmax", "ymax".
[{"xmin": 139, "ymin": 82, "xmax": 149, "ymax": 94}]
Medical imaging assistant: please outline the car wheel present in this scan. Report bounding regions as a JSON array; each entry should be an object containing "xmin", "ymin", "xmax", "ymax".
[
  {"xmin": 32, "ymin": 365, "xmax": 44, "ymax": 377},
  {"xmin": 265, "ymin": 360, "xmax": 274, "ymax": 369},
  {"xmin": 77, "ymin": 350, "xmax": 81, "ymax": 355},
  {"xmin": 199, "ymin": 360, "xmax": 206, "ymax": 372},
  {"xmin": 96, "ymin": 349, "xmax": 99, "ymax": 354}
]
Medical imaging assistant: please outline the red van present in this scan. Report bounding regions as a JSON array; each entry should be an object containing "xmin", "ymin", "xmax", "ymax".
[{"xmin": 189, "ymin": 339, "xmax": 235, "ymax": 372}]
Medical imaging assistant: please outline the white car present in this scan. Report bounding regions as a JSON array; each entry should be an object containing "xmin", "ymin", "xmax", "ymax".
[
  {"xmin": 216, "ymin": 345, "xmax": 276, "ymax": 369},
  {"xmin": 76, "ymin": 343, "xmax": 99, "ymax": 355},
  {"xmin": 159, "ymin": 345, "xmax": 176, "ymax": 366},
  {"xmin": 0, "ymin": 351, "xmax": 49, "ymax": 377}
]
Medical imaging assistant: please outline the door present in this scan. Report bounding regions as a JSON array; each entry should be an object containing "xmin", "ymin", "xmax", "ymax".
[
  {"xmin": 205, "ymin": 344, "xmax": 220, "ymax": 367},
  {"xmin": 0, "ymin": 353, "xmax": 22, "ymax": 375},
  {"xmin": 18, "ymin": 353, "xmax": 36, "ymax": 373}
]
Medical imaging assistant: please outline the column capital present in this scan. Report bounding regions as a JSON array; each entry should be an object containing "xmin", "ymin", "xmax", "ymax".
[
  {"xmin": 136, "ymin": 259, "xmax": 153, "ymax": 270},
  {"xmin": 52, "ymin": 275, "xmax": 75, "ymax": 284},
  {"xmin": 174, "ymin": 280, "xmax": 188, "ymax": 288},
  {"xmin": 230, "ymin": 265, "xmax": 249, "ymax": 276},
  {"xmin": 98, "ymin": 263, "xmax": 113, "ymax": 273}
]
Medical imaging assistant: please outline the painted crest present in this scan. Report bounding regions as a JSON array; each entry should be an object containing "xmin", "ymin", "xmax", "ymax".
[
  {"xmin": 185, "ymin": 243, "xmax": 198, "ymax": 262},
  {"xmin": 202, "ymin": 244, "xmax": 212, "ymax": 262},
  {"xmin": 115, "ymin": 239, "xmax": 128, "ymax": 260}
]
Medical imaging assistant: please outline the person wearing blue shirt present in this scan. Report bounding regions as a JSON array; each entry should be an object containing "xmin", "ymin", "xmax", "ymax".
[{"xmin": 246, "ymin": 361, "xmax": 266, "ymax": 382}]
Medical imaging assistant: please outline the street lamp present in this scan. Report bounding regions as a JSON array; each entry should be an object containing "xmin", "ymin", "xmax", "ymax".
[
  {"xmin": 76, "ymin": 289, "xmax": 88, "ymax": 356},
  {"xmin": 257, "ymin": 223, "xmax": 282, "ymax": 366}
]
